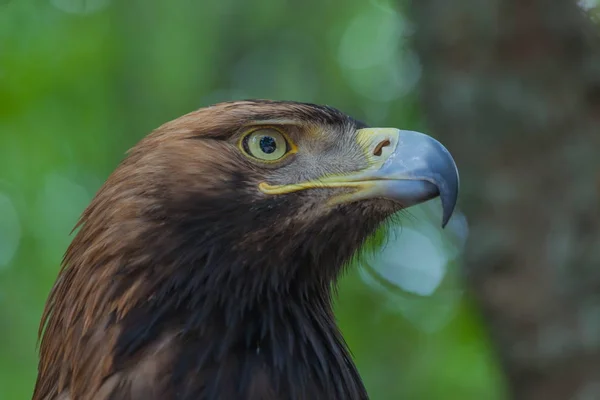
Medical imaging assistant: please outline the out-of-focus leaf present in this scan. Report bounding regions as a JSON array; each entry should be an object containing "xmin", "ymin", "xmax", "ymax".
[{"xmin": 0, "ymin": 192, "xmax": 20, "ymax": 269}]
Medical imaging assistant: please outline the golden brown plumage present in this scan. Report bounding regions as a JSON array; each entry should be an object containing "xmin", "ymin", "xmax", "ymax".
[{"xmin": 34, "ymin": 100, "xmax": 458, "ymax": 400}]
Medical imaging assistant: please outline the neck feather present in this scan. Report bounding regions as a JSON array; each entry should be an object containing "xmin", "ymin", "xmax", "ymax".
[{"xmin": 109, "ymin": 255, "xmax": 368, "ymax": 400}]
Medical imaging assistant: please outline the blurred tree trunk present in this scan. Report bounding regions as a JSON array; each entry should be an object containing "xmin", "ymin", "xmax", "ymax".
[{"xmin": 411, "ymin": 1, "xmax": 600, "ymax": 399}]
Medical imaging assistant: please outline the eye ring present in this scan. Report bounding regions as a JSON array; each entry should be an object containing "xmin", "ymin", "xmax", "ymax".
[{"xmin": 239, "ymin": 127, "xmax": 297, "ymax": 163}]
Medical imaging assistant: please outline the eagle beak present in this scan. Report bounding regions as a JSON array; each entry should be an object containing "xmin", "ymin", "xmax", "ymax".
[
  {"xmin": 259, "ymin": 128, "xmax": 459, "ymax": 228},
  {"xmin": 343, "ymin": 128, "xmax": 459, "ymax": 227}
]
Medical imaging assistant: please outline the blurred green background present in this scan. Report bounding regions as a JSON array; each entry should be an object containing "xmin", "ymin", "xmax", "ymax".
[{"xmin": 0, "ymin": 0, "xmax": 507, "ymax": 398}]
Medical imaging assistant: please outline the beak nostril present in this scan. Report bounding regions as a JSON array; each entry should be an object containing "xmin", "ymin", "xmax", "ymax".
[{"xmin": 372, "ymin": 139, "xmax": 391, "ymax": 157}]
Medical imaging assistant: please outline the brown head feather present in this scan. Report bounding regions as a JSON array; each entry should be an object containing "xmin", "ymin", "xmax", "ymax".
[{"xmin": 34, "ymin": 100, "xmax": 395, "ymax": 400}]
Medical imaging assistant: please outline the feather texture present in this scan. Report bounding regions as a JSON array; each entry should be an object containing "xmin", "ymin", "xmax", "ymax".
[{"xmin": 34, "ymin": 101, "xmax": 394, "ymax": 400}]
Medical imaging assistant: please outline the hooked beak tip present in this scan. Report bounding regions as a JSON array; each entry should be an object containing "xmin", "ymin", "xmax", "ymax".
[{"xmin": 363, "ymin": 129, "xmax": 459, "ymax": 227}]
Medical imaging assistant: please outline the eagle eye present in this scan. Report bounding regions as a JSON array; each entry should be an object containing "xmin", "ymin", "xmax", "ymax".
[{"xmin": 241, "ymin": 128, "xmax": 292, "ymax": 162}]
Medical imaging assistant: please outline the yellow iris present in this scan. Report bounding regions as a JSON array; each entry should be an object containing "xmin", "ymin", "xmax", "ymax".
[{"xmin": 243, "ymin": 129, "xmax": 288, "ymax": 161}]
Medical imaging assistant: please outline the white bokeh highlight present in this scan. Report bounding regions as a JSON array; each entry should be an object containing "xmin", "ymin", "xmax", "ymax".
[
  {"xmin": 359, "ymin": 199, "xmax": 469, "ymax": 332},
  {"xmin": 338, "ymin": 7, "xmax": 421, "ymax": 101},
  {"xmin": 34, "ymin": 172, "xmax": 92, "ymax": 264},
  {"xmin": 366, "ymin": 226, "xmax": 446, "ymax": 296}
]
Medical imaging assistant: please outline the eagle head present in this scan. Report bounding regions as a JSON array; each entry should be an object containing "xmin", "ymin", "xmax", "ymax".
[{"xmin": 34, "ymin": 100, "xmax": 458, "ymax": 400}]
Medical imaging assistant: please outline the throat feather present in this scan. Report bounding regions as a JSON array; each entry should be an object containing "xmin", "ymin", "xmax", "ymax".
[{"xmin": 114, "ymin": 275, "xmax": 368, "ymax": 400}]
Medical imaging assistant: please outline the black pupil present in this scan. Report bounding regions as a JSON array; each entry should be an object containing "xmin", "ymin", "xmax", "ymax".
[{"xmin": 259, "ymin": 135, "xmax": 277, "ymax": 154}]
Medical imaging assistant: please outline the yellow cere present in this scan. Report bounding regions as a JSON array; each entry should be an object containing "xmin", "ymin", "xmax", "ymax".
[{"xmin": 355, "ymin": 128, "xmax": 400, "ymax": 171}]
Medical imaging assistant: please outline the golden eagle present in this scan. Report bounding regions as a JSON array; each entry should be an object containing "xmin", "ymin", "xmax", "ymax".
[{"xmin": 33, "ymin": 100, "xmax": 458, "ymax": 400}]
